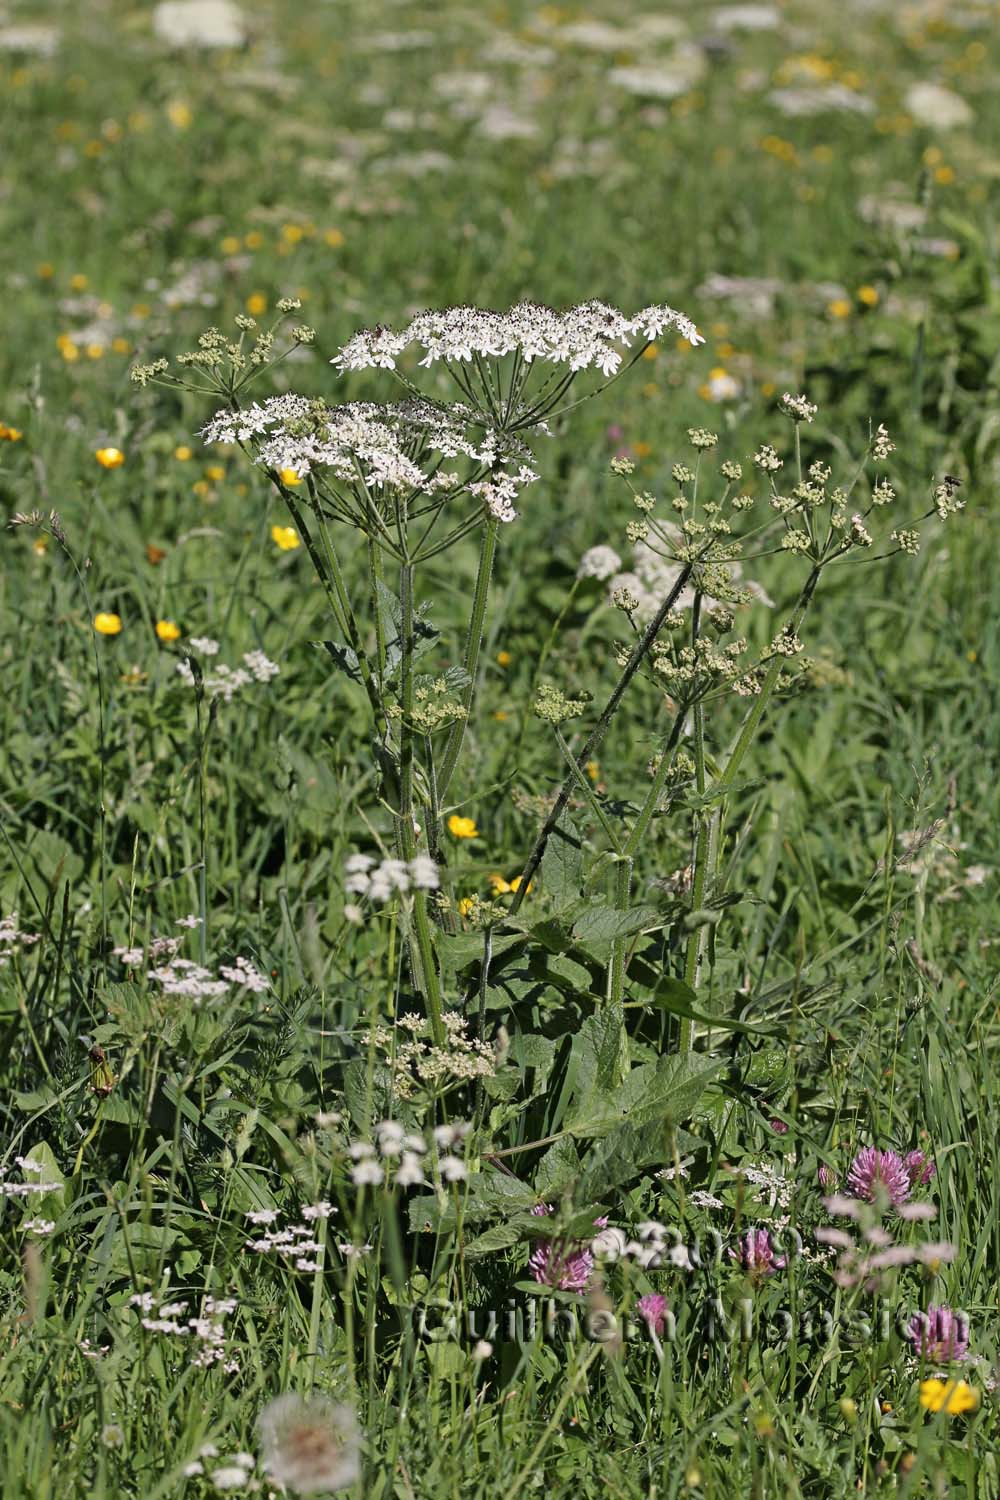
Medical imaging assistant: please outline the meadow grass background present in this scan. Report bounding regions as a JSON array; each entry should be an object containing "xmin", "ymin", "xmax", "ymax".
[{"xmin": 1, "ymin": 0, "xmax": 1000, "ymax": 1495}]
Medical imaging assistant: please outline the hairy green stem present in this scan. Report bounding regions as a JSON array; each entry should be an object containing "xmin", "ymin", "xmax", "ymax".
[
  {"xmin": 398, "ymin": 562, "xmax": 446, "ymax": 1046},
  {"xmin": 676, "ymin": 565, "xmax": 822, "ymax": 1051},
  {"xmin": 510, "ymin": 563, "xmax": 693, "ymax": 917},
  {"xmin": 436, "ymin": 514, "xmax": 499, "ymax": 801}
]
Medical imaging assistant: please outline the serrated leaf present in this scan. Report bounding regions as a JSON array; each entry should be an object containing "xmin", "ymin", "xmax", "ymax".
[
  {"xmin": 540, "ymin": 812, "xmax": 583, "ymax": 909},
  {"xmin": 533, "ymin": 1136, "xmax": 581, "ymax": 1197},
  {"xmin": 576, "ymin": 1121, "xmax": 702, "ymax": 1201},
  {"xmin": 320, "ymin": 639, "xmax": 362, "ymax": 684},
  {"xmin": 571, "ymin": 904, "xmax": 662, "ymax": 946}
]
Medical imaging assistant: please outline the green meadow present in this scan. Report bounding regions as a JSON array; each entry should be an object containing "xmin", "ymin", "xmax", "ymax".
[{"xmin": 1, "ymin": 1, "xmax": 999, "ymax": 1495}]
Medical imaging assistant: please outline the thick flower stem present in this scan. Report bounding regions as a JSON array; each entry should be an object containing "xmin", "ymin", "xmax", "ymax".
[
  {"xmin": 606, "ymin": 705, "xmax": 687, "ymax": 1004},
  {"xmin": 510, "ymin": 564, "xmax": 693, "ymax": 917},
  {"xmin": 398, "ymin": 561, "xmax": 446, "ymax": 1046},
  {"xmin": 679, "ymin": 700, "xmax": 710, "ymax": 1053},
  {"xmin": 677, "ymin": 564, "xmax": 822, "ymax": 1052},
  {"xmin": 607, "ymin": 855, "xmax": 634, "ymax": 1006},
  {"xmin": 436, "ymin": 514, "xmax": 499, "ymax": 802}
]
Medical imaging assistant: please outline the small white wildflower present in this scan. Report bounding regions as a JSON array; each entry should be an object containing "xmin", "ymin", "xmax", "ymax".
[
  {"xmin": 872, "ymin": 424, "xmax": 895, "ymax": 460},
  {"xmin": 210, "ymin": 1464, "xmax": 250, "ymax": 1491},
  {"xmin": 753, "ymin": 444, "xmax": 783, "ymax": 473},
  {"xmin": 438, "ymin": 1155, "xmax": 468, "ymax": 1182},
  {"xmin": 351, "ymin": 1159, "xmax": 384, "ymax": 1187},
  {"xmin": 245, "ymin": 1208, "xmax": 280, "ymax": 1226},
  {"xmin": 780, "ymin": 392, "xmax": 817, "ymax": 423},
  {"xmin": 408, "ymin": 854, "xmax": 439, "ymax": 890},
  {"xmin": 395, "ymin": 1152, "xmax": 426, "ymax": 1187},
  {"xmin": 577, "ymin": 544, "xmax": 622, "ymax": 581}
]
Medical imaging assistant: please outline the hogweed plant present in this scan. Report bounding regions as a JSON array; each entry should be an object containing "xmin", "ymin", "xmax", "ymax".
[
  {"xmin": 132, "ymin": 297, "xmax": 707, "ymax": 1047},
  {"xmin": 119, "ymin": 305, "xmax": 981, "ymax": 1480},
  {"xmin": 131, "ymin": 299, "xmax": 965, "ymax": 1080}
]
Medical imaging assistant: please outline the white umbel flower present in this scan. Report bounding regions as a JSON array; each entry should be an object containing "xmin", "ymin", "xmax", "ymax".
[
  {"xmin": 333, "ymin": 299, "xmax": 703, "ymax": 375},
  {"xmin": 153, "ymin": 1, "xmax": 246, "ymax": 50}
]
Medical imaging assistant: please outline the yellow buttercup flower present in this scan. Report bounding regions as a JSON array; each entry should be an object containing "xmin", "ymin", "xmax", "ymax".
[
  {"xmin": 278, "ymin": 468, "xmax": 302, "ymax": 487},
  {"xmin": 204, "ymin": 465, "xmax": 226, "ymax": 482},
  {"xmin": 271, "ymin": 525, "xmax": 300, "ymax": 551},
  {"xmin": 174, "ymin": 445, "xmax": 193, "ymax": 461},
  {"xmin": 447, "ymin": 815, "xmax": 478, "ymax": 840},
  {"xmin": 496, "ymin": 649, "xmax": 512, "ymax": 667},
  {"xmin": 95, "ymin": 446, "xmax": 125, "ymax": 469},
  {"xmin": 246, "ymin": 292, "xmax": 268, "ymax": 316},
  {"xmin": 827, "ymin": 299, "xmax": 852, "ymax": 320},
  {"xmin": 324, "ymin": 228, "xmax": 345, "ymax": 248},
  {"xmin": 0, "ymin": 423, "xmax": 22, "ymax": 441},
  {"xmin": 458, "ymin": 897, "xmax": 475, "ymax": 917},
  {"xmin": 69, "ymin": 273, "xmax": 88, "ymax": 292},
  {"xmin": 220, "ymin": 235, "xmax": 241, "ymax": 255},
  {"xmin": 857, "ymin": 285, "xmax": 879, "ymax": 307},
  {"xmin": 93, "ymin": 612, "xmax": 122, "ymax": 636},
  {"xmin": 155, "ymin": 619, "xmax": 181, "ymax": 643},
  {"xmin": 487, "ymin": 873, "xmax": 532, "ymax": 895},
  {"xmin": 167, "ymin": 101, "xmax": 193, "ymax": 130},
  {"xmin": 919, "ymin": 1379, "xmax": 978, "ymax": 1415}
]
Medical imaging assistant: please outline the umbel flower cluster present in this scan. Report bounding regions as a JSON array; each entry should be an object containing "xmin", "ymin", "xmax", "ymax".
[
  {"xmin": 333, "ymin": 300, "xmax": 704, "ymax": 377},
  {"xmin": 202, "ymin": 395, "xmax": 538, "ymax": 525},
  {"xmin": 133, "ymin": 298, "xmax": 703, "ymax": 545}
]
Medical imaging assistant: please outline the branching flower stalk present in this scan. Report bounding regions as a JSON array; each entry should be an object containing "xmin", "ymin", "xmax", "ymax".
[
  {"xmin": 131, "ymin": 298, "xmax": 704, "ymax": 1037},
  {"xmin": 575, "ymin": 403, "xmax": 965, "ymax": 1049}
]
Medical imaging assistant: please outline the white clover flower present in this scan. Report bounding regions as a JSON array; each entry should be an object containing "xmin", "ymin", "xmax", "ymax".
[{"xmin": 210, "ymin": 1464, "xmax": 250, "ymax": 1491}]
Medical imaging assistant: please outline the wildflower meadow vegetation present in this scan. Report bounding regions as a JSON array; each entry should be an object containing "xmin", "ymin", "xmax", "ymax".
[{"xmin": 3, "ymin": 0, "xmax": 1000, "ymax": 1495}]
